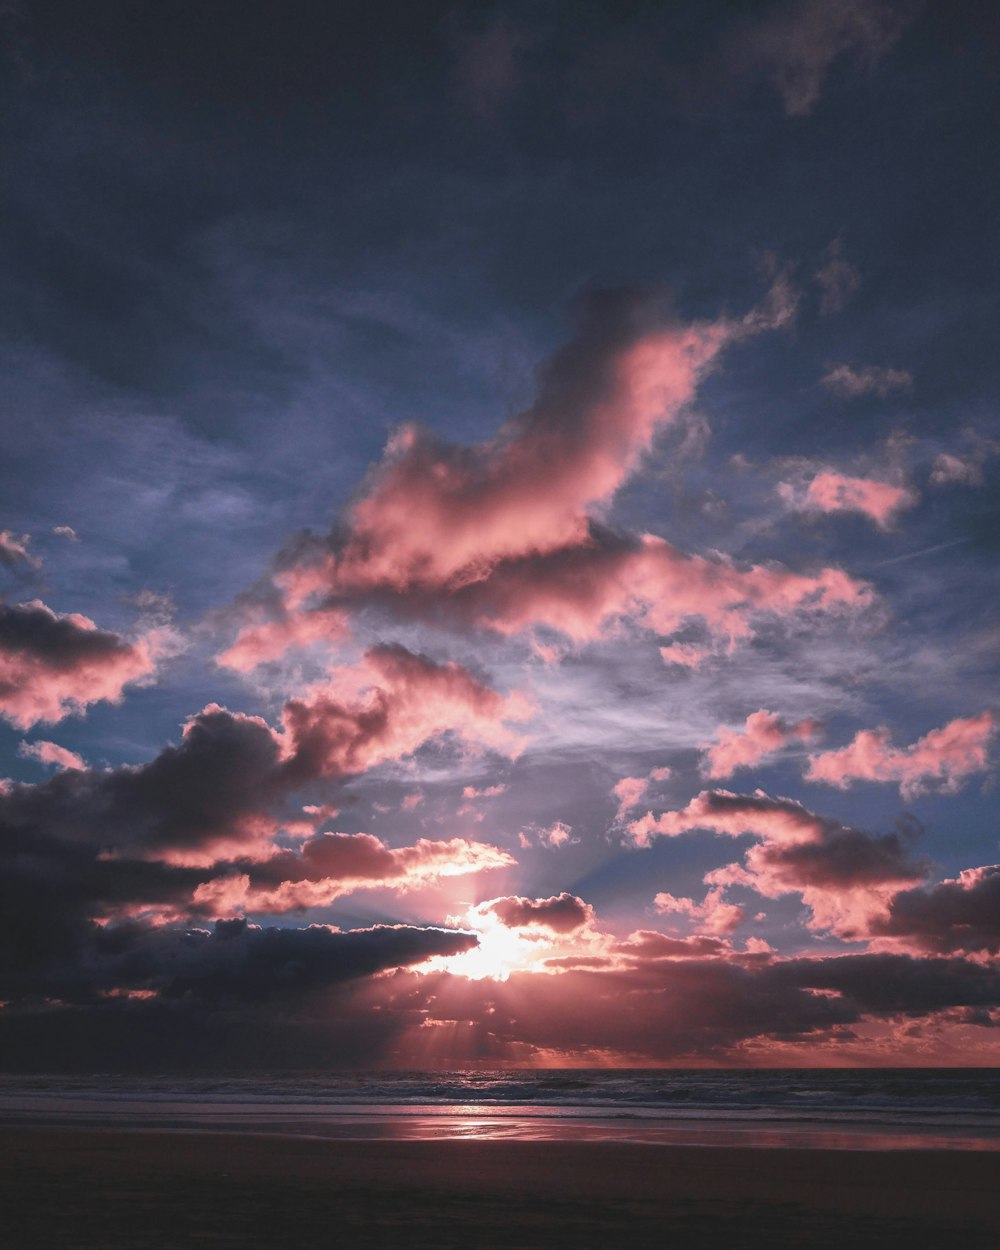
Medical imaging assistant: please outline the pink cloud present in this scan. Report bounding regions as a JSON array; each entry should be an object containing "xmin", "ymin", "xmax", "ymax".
[
  {"xmin": 805, "ymin": 712, "xmax": 995, "ymax": 799},
  {"xmin": 701, "ymin": 709, "xmax": 820, "ymax": 778},
  {"xmin": 613, "ymin": 776, "xmax": 650, "ymax": 821},
  {"xmin": 449, "ymin": 531, "xmax": 870, "ymax": 644},
  {"xmin": 612, "ymin": 765, "xmax": 671, "ymax": 820},
  {"xmin": 328, "ymin": 316, "xmax": 728, "ymax": 594},
  {"xmin": 628, "ymin": 788, "xmax": 926, "ymax": 938},
  {"xmin": 17, "ymin": 739, "xmax": 85, "ymax": 771},
  {"xmin": 0, "ymin": 642, "xmax": 532, "ymax": 872},
  {"xmin": 191, "ymin": 833, "xmax": 515, "ymax": 916},
  {"xmin": 611, "ymin": 929, "xmax": 731, "ymax": 960},
  {"xmin": 0, "ymin": 600, "xmax": 164, "ymax": 729},
  {"xmin": 654, "ymin": 887, "xmax": 746, "ymax": 934},
  {"xmin": 462, "ymin": 784, "xmax": 506, "ymax": 799},
  {"xmin": 217, "ymin": 607, "xmax": 348, "ymax": 671},
  {"xmin": 282, "ymin": 643, "xmax": 534, "ymax": 780},
  {"xmin": 929, "ymin": 452, "xmax": 984, "ymax": 488},
  {"xmin": 821, "ymin": 363, "xmax": 912, "ymax": 398},
  {"xmin": 515, "ymin": 820, "xmax": 574, "ymax": 850},
  {"xmin": 538, "ymin": 820, "xmax": 573, "ymax": 848},
  {"xmin": 658, "ymin": 642, "xmax": 711, "ymax": 667},
  {"xmin": 779, "ymin": 471, "xmax": 915, "ymax": 528},
  {"xmin": 228, "ymin": 289, "xmax": 866, "ymax": 663},
  {"xmin": 476, "ymin": 893, "xmax": 594, "ymax": 934},
  {"xmin": 0, "ymin": 530, "xmax": 39, "ymax": 572}
]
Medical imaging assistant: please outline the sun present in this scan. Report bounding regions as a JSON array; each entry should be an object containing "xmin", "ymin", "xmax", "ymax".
[{"xmin": 422, "ymin": 913, "xmax": 541, "ymax": 981}]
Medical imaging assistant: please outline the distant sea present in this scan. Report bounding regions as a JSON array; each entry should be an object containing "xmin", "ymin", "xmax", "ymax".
[{"xmin": 2, "ymin": 1069, "xmax": 999, "ymax": 1150}]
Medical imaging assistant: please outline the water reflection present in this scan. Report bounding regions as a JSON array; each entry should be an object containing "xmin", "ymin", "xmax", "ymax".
[{"xmin": 2, "ymin": 1094, "xmax": 999, "ymax": 1151}]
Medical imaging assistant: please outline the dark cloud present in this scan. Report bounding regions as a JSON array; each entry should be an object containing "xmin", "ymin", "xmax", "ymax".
[
  {"xmin": 631, "ymin": 789, "xmax": 928, "ymax": 938},
  {"xmin": 774, "ymin": 953, "xmax": 1000, "ymax": 1015},
  {"xmin": 3, "ymin": 930, "xmax": 999, "ymax": 1070},
  {"xmin": 157, "ymin": 920, "xmax": 478, "ymax": 1004},
  {"xmin": 0, "ymin": 600, "xmax": 160, "ymax": 729},
  {"xmin": 0, "ymin": 928, "xmax": 476, "ymax": 1072},
  {"xmin": 613, "ymin": 930, "xmax": 732, "ymax": 960},
  {"xmin": 0, "ymin": 703, "xmax": 286, "ymax": 863},
  {"xmin": 0, "ymin": 643, "xmax": 520, "ymax": 1005},
  {"xmin": 872, "ymin": 865, "xmax": 1000, "ymax": 955},
  {"xmin": 1, "ymin": 887, "xmax": 475, "ymax": 1007},
  {"xmin": 723, "ymin": 0, "xmax": 915, "ymax": 118},
  {"xmin": 480, "ymin": 892, "xmax": 594, "ymax": 934},
  {"xmin": 0, "ymin": 643, "xmax": 524, "ymax": 863}
]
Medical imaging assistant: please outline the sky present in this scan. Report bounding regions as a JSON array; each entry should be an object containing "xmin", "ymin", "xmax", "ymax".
[{"xmin": 1, "ymin": 0, "xmax": 999, "ymax": 1071}]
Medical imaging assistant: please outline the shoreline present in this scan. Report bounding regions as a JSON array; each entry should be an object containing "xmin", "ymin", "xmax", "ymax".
[
  {"xmin": 2, "ymin": 1090, "xmax": 999, "ymax": 1151},
  {"xmin": 2, "ymin": 1127, "xmax": 999, "ymax": 1248},
  {"xmin": 1, "ymin": 1108, "xmax": 998, "ymax": 1152}
]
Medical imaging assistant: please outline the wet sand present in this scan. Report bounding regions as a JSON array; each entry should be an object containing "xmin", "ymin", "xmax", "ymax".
[{"xmin": 2, "ymin": 1127, "xmax": 999, "ymax": 1248}]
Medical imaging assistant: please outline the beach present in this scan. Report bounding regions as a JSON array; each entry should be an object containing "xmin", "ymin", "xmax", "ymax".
[{"xmin": 3, "ymin": 1128, "xmax": 999, "ymax": 1249}]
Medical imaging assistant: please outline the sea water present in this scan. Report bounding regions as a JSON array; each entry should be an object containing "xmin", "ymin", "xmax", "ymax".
[{"xmin": 2, "ymin": 1068, "xmax": 998, "ymax": 1149}]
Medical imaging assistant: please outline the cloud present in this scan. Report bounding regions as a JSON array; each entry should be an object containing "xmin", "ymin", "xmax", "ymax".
[
  {"xmin": 654, "ymin": 887, "xmax": 746, "ymax": 934},
  {"xmin": 0, "ymin": 814, "xmax": 506, "ymax": 996},
  {"xmin": 453, "ymin": 13, "xmax": 531, "ymax": 118},
  {"xmin": 612, "ymin": 765, "xmax": 671, "ymax": 820},
  {"xmin": 218, "ymin": 607, "xmax": 349, "ymax": 672},
  {"xmin": 815, "ymin": 237, "xmax": 861, "ymax": 314},
  {"xmin": 658, "ymin": 642, "xmax": 711, "ymax": 668},
  {"xmin": 390, "ymin": 947, "xmax": 1000, "ymax": 1066},
  {"xmin": 161, "ymin": 921, "xmax": 479, "ymax": 1003},
  {"xmin": 221, "ymin": 287, "xmax": 867, "ymax": 662},
  {"xmin": 162, "ymin": 921, "xmax": 479, "ymax": 1003},
  {"xmin": 281, "ymin": 643, "xmax": 533, "ymax": 783},
  {"xmin": 434, "ymin": 528, "xmax": 871, "ymax": 644},
  {"xmin": 628, "ymin": 788, "xmax": 927, "ymax": 937},
  {"xmin": 0, "ymin": 643, "xmax": 530, "ymax": 872},
  {"xmin": 462, "ymin": 784, "xmax": 506, "ymax": 800},
  {"xmin": 729, "ymin": 0, "xmax": 914, "ymax": 118},
  {"xmin": 770, "ymin": 952, "xmax": 1000, "ymax": 1018},
  {"xmin": 0, "ymin": 638, "xmax": 521, "ymax": 1003},
  {"xmin": 0, "ymin": 600, "xmax": 165, "ymax": 729},
  {"xmin": 477, "ymin": 893, "xmax": 594, "ymax": 934},
  {"xmin": 778, "ymin": 470, "xmax": 916, "ymax": 527},
  {"xmin": 701, "ymin": 709, "xmax": 820, "ymax": 778},
  {"xmin": 0, "ymin": 529, "xmax": 39, "ymax": 572},
  {"xmin": 0, "ymin": 907, "xmax": 478, "ymax": 1008},
  {"xmin": 273, "ymin": 291, "xmax": 730, "ymax": 595},
  {"xmin": 929, "ymin": 452, "xmax": 984, "ymax": 488},
  {"xmin": 17, "ymin": 739, "xmax": 85, "ymax": 771},
  {"xmin": 805, "ymin": 712, "xmax": 995, "ymax": 798},
  {"xmin": 613, "ymin": 929, "xmax": 733, "ymax": 960},
  {"xmin": 457, "ymin": 781, "xmax": 506, "ymax": 820},
  {"xmin": 821, "ymin": 363, "xmax": 912, "ymax": 398},
  {"xmin": 613, "ymin": 776, "xmax": 650, "ymax": 821},
  {"xmin": 52, "ymin": 525, "xmax": 79, "ymax": 542},
  {"xmin": 872, "ymin": 865, "xmax": 1000, "ymax": 955},
  {"xmin": 190, "ymin": 833, "xmax": 515, "ymax": 917},
  {"xmin": 535, "ymin": 820, "xmax": 573, "ymax": 848},
  {"xmin": 5, "ymin": 902, "xmax": 1000, "ymax": 1068}
]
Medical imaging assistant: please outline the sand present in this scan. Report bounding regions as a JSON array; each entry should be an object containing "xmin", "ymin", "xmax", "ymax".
[{"xmin": 2, "ymin": 1128, "xmax": 999, "ymax": 1248}]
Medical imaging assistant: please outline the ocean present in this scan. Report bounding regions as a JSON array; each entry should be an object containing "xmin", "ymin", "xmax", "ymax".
[{"xmin": 2, "ymin": 1068, "xmax": 999, "ymax": 1150}]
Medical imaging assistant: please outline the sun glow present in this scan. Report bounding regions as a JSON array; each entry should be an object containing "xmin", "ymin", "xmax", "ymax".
[{"xmin": 421, "ymin": 912, "xmax": 544, "ymax": 981}]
